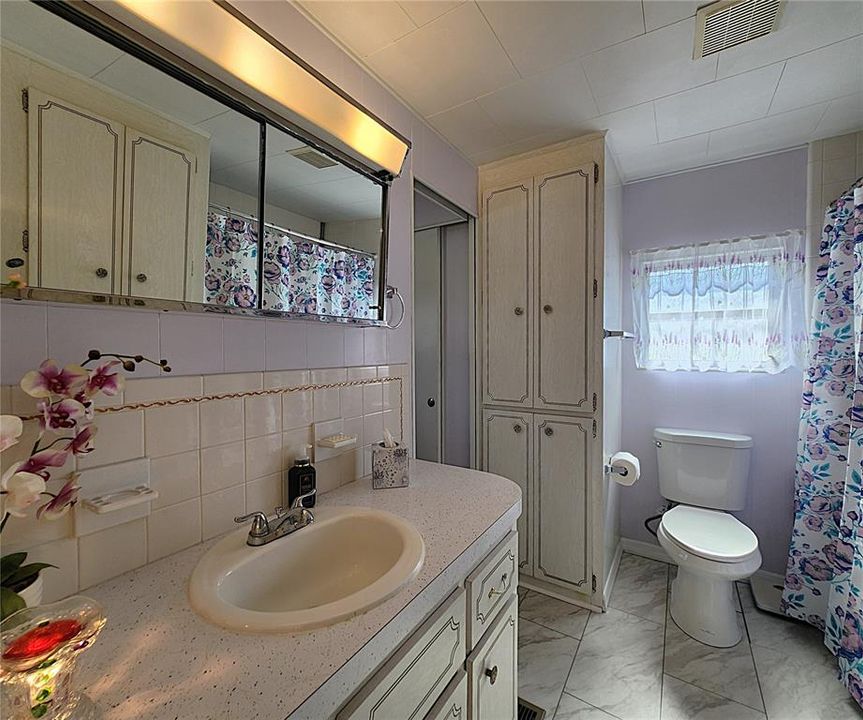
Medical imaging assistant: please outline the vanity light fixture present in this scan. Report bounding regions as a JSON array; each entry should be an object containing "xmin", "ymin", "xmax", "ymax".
[{"xmin": 110, "ymin": 0, "xmax": 409, "ymax": 176}]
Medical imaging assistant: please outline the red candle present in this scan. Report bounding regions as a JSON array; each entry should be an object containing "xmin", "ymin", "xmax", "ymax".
[{"xmin": 2, "ymin": 620, "xmax": 82, "ymax": 662}]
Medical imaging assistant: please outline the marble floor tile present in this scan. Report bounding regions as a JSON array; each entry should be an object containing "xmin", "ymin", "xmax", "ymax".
[
  {"xmin": 519, "ymin": 590, "xmax": 591, "ymax": 639},
  {"xmin": 555, "ymin": 692, "xmax": 620, "ymax": 720},
  {"xmin": 518, "ymin": 585, "xmax": 528, "ymax": 603},
  {"xmin": 609, "ymin": 553, "xmax": 668, "ymax": 625},
  {"xmin": 664, "ymin": 610, "xmax": 764, "ymax": 712},
  {"xmin": 661, "ymin": 675, "xmax": 766, "ymax": 720},
  {"xmin": 565, "ymin": 607, "xmax": 664, "ymax": 720},
  {"xmin": 752, "ymin": 636, "xmax": 861, "ymax": 720},
  {"xmin": 740, "ymin": 589, "xmax": 824, "ymax": 655},
  {"xmin": 518, "ymin": 618, "xmax": 579, "ymax": 714}
]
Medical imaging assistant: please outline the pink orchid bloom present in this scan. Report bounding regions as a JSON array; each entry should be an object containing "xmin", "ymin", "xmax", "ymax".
[
  {"xmin": 39, "ymin": 398, "xmax": 87, "ymax": 431},
  {"xmin": 21, "ymin": 359, "xmax": 88, "ymax": 399},
  {"xmin": 66, "ymin": 425, "xmax": 98, "ymax": 455},
  {"xmin": 0, "ymin": 415, "xmax": 23, "ymax": 453},
  {"xmin": 85, "ymin": 360, "xmax": 125, "ymax": 398},
  {"xmin": 18, "ymin": 447, "xmax": 70, "ymax": 479},
  {"xmin": 0, "ymin": 464, "xmax": 46, "ymax": 518},
  {"xmin": 36, "ymin": 475, "xmax": 80, "ymax": 520}
]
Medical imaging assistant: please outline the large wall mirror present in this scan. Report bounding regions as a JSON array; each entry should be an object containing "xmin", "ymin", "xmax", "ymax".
[{"xmin": 0, "ymin": 1, "xmax": 389, "ymax": 322}]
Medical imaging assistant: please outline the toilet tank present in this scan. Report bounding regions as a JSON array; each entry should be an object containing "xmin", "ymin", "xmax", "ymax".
[{"xmin": 654, "ymin": 428, "xmax": 752, "ymax": 511}]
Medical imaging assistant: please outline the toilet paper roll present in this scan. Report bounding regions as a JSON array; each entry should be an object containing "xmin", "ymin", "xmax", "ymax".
[{"xmin": 609, "ymin": 451, "xmax": 640, "ymax": 486}]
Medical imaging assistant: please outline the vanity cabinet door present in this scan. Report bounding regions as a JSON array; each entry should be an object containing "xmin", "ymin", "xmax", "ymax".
[
  {"xmin": 533, "ymin": 415, "xmax": 591, "ymax": 594},
  {"xmin": 482, "ymin": 411, "xmax": 532, "ymax": 577},
  {"xmin": 27, "ymin": 88, "xmax": 123, "ymax": 294},
  {"xmin": 338, "ymin": 588, "xmax": 466, "ymax": 720},
  {"xmin": 467, "ymin": 595, "xmax": 517, "ymax": 720},
  {"xmin": 424, "ymin": 670, "xmax": 467, "ymax": 720},
  {"xmin": 481, "ymin": 180, "xmax": 533, "ymax": 407},
  {"xmin": 534, "ymin": 165, "xmax": 595, "ymax": 413}
]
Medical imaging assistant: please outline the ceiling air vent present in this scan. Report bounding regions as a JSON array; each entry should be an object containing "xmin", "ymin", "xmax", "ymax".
[
  {"xmin": 693, "ymin": 0, "xmax": 784, "ymax": 60},
  {"xmin": 288, "ymin": 146, "xmax": 338, "ymax": 169}
]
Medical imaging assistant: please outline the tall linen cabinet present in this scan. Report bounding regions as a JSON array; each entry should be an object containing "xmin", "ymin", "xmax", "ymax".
[{"xmin": 478, "ymin": 134, "xmax": 620, "ymax": 610}]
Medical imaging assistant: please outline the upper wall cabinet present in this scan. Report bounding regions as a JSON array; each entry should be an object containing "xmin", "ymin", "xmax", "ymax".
[{"xmin": 0, "ymin": 0, "xmax": 390, "ymax": 323}]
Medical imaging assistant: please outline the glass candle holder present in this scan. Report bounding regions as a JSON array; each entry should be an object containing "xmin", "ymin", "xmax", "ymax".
[{"xmin": 1, "ymin": 596, "xmax": 105, "ymax": 720}]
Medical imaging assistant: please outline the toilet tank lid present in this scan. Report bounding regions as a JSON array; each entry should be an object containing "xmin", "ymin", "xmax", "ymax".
[{"xmin": 654, "ymin": 428, "xmax": 752, "ymax": 449}]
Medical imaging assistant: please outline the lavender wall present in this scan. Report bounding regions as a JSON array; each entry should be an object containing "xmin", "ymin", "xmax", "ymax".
[{"xmin": 620, "ymin": 148, "xmax": 808, "ymax": 574}]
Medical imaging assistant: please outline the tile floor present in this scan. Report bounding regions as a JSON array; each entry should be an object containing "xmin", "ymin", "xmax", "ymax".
[{"xmin": 517, "ymin": 553, "xmax": 863, "ymax": 720}]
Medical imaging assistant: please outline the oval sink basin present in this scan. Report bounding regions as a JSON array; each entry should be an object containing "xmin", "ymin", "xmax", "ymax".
[{"xmin": 188, "ymin": 506, "xmax": 425, "ymax": 633}]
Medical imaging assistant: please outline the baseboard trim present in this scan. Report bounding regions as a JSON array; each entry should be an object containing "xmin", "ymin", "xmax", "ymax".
[
  {"xmin": 603, "ymin": 541, "xmax": 623, "ymax": 608},
  {"xmin": 619, "ymin": 537, "xmax": 671, "ymax": 564}
]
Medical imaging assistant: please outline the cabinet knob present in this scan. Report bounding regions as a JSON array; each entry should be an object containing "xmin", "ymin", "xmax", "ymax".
[
  {"xmin": 95, "ymin": 267, "xmax": 108, "ymax": 278},
  {"xmin": 513, "ymin": 423, "xmax": 522, "ymax": 434},
  {"xmin": 544, "ymin": 427, "xmax": 554, "ymax": 437},
  {"xmin": 543, "ymin": 304, "xmax": 553, "ymax": 314},
  {"xmin": 513, "ymin": 306, "xmax": 524, "ymax": 316},
  {"xmin": 485, "ymin": 665, "xmax": 499, "ymax": 685},
  {"xmin": 427, "ymin": 397, "xmax": 436, "ymax": 408},
  {"xmin": 136, "ymin": 273, "xmax": 148, "ymax": 283}
]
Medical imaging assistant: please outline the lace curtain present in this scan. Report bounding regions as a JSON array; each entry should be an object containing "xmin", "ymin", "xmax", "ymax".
[{"xmin": 630, "ymin": 230, "xmax": 807, "ymax": 373}]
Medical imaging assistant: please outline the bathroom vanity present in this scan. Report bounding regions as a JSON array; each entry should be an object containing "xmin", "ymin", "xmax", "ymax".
[{"xmin": 74, "ymin": 461, "xmax": 521, "ymax": 719}]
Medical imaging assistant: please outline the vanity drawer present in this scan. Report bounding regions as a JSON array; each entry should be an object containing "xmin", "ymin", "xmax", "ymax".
[
  {"xmin": 465, "ymin": 532, "xmax": 517, "ymax": 648},
  {"xmin": 424, "ymin": 669, "xmax": 467, "ymax": 720},
  {"xmin": 467, "ymin": 595, "xmax": 517, "ymax": 720},
  {"xmin": 338, "ymin": 588, "xmax": 466, "ymax": 720}
]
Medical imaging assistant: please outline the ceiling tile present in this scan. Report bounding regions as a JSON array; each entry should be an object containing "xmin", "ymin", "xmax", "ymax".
[
  {"xmin": 655, "ymin": 63, "xmax": 784, "ymax": 142},
  {"xmin": 476, "ymin": 60, "xmax": 598, "ymax": 142},
  {"xmin": 616, "ymin": 134, "xmax": 709, "ymax": 181},
  {"xmin": 770, "ymin": 36, "xmax": 863, "ymax": 114},
  {"xmin": 582, "ymin": 18, "xmax": 717, "ymax": 115},
  {"xmin": 642, "ymin": 1, "xmax": 701, "ymax": 32},
  {"xmin": 477, "ymin": 0, "xmax": 644, "ymax": 77},
  {"xmin": 707, "ymin": 105, "xmax": 825, "ymax": 162},
  {"xmin": 588, "ymin": 102, "xmax": 658, "ymax": 153},
  {"xmin": 716, "ymin": 0, "xmax": 863, "ymax": 79},
  {"xmin": 398, "ymin": 1, "xmax": 463, "ymax": 27},
  {"xmin": 427, "ymin": 100, "xmax": 512, "ymax": 156},
  {"xmin": 196, "ymin": 111, "xmax": 262, "ymax": 171},
  {"xmin": 469, "ymin": 128, "xmax": 580, "ymax": 167},
  {"xmin": 297, "ymin": 1, "xmax": 416, "ymax": 58},
  {"xmin": 364, "ymin": 2, "xmax": 519, "ymax": 116},
  {"xmin": 210, "ymin": 160, "xmax": 260, "ymax": 198},
  {"xmin": 814, "ymin": 93, "xmax": 863, "ymax": 140}
]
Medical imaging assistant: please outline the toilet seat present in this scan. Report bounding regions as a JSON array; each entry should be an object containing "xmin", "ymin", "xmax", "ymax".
[{"xmin": 660, "ymin": 505, "xmax": 758, "ymax": 563}]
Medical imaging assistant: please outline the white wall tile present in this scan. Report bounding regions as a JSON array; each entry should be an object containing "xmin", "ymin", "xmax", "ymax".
[
  {"xmin": 363, "ymin": 327, "xmax": 388, "ymax": 364},
  {"xmin": 77, "ymin": 410, "xmax": 144, "ymax": 470},
  {"xmin": 306, "ymin": 323, "xmax": 346, "ymax": 368},
  {"xmin": 311, "ymin": 368, "xmax": 345, "ymax": 422},
  {"xmin": 344, "ymin": 327, "xmax": 365, "ymax": 365},
  {"xmin": 149, "ymin": 450, "xmax": 200, "ymax": 509},
  {"xmin": 245, "ymin": 394, "xmax": 282, "ymax": 438},
  {"xmin": 245, "ymin": 432, "xmax": 282, "ymax": 481},
  {"xmin": 315, "ymin": 457, "xmax": 341, "ymax": 493},
  {"xmin": 201, "ymin": 441, "xmax": 245, "ymax": 493},
  {"xmin": 125, "ymin": 375, "xmax": 203, "ymax": 403},
  {"xmin": 223, "ymin": 317, "xmax": 266, "ymax": 373},
  {"xmin": 202, "ymin": 485, "xmax": 245, "ymax": 540},
  {"xmin": 348, "ymin": 366, "xmax": 377, "ymax": 381},
  {"xmin": 148, "ymin": 498, "xmax": 201, "ymax": 561},
  {"xmin": 203, "ymin": 372, "xmax": 262, "ymax": 393},
  {"xmin": 283, "ymin": 427, "xmax": 314, "ymax": 466},
  {"xmin": 283, "ymin": 390, "xmax": 313, "ymax": 430},
  {"xmin": 200, "ymin": 397, "xmax": 244, "ymax": 447},
  {"xmin": 264, "ymin": 368, "xmax": 309, "ymax": 389},
  {"xmin": 78, "ymin": 518, "xmax": 147, "ymax": 589},
  {"xmin": 341, "ymin": 385, "xmax": 364, "ymax": 419},
  {"xmin": 265, "ymin": 319, "xmax": 307, "ymax": 370},
  {"xmin": 144, "ymin": 404, "xmax": 199, "ymax": 457},
  {"xmin": 0, "ymin": 302, "xmax": 47, "ymax": 385},
  {"xmin": 245, "ymin": 473, "xmax": 282, "ymax": 514},
  {"xmin": 363, "ymin": 382, "xmax": 383, "ymax": 413},
  {"xmin": 363, "ymin": 412, "xmax": 384, "ymax": 446},
  {"xmin": 23, "ymin": 538, "xmax": 79, "ymax": 602},
  {"xmin": 160, "ymin": 313, "xmax": 224, "ymax": 376}
]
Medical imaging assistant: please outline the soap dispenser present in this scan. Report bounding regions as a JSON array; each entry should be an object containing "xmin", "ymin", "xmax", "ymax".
[{"xmin": 286, "ymin": 444, "xmax": 316, "ymax": 508}]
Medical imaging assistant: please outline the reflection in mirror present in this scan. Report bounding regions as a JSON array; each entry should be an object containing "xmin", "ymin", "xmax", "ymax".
[{"xmin": 258, "ymin": 125, "xmax": 384, "ymax": 319}]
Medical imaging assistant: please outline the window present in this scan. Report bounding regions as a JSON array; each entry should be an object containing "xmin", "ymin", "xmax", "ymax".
[{"xmin": 630, "ymin": 230, "xmax": 807, "ymax": 373}]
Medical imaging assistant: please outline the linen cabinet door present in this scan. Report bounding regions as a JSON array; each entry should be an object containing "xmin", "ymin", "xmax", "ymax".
[
  {"xmin": 534, "ymin": 165, "xmax": 595, "ymax": 412},
  {"xmin": 482, "ymin": 180, "xmax": 533, "ymax": 407},
  {"xmin": 27, "ymin": 89, "xmax": 123, "ymax": 294},
  {"xmin": 534, "ymin": 415, "xmax": 591, "ymax": 594},
  {"xmin": 482, "ymin": 410, "xmax": 532, "ymax": 577},
  {"xmin": 122, "ymin": 128, "xmax": 197, "ymax": 301},
  {"xmin": 467, "ymin": 596, "xmax": 517, "ymax": 720}
]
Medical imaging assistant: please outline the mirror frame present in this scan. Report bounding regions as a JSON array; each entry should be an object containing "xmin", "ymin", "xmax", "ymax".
[{"xmin": 1, "ymin": 0, "xmax": 405, "ymax": 326}]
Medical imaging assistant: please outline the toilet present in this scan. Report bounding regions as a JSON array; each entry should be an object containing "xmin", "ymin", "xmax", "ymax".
[{"xmin": 654, "ymin": 428, "xmax": 761, "ymax": 647}]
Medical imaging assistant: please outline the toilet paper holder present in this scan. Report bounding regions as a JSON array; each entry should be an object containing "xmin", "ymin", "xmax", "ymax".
[{"xmin": 604, "ymin": 464, "xmax": 629, "ymax": 477}]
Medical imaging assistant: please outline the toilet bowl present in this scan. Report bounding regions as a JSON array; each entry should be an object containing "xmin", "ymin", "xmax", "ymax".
[{"xmin": 658, "ymin": 504, "xmax": 761, "ymax": 647}]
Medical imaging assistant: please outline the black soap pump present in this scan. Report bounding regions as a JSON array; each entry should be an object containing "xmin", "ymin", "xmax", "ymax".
[{"xmin": 286, "ymin": 444, "xmax": 316, "ymax": 508}]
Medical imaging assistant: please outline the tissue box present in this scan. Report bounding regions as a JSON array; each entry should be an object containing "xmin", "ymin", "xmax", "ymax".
[{"xmin": 372, "ymin": 442, "xmax": 409, "ymax": 489}]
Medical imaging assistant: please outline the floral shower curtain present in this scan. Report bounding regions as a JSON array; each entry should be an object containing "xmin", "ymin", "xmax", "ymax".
[
  {"xmin": 204, "ymin": 211, "xmax": 259, "ymax": 308},
  {"xmin": 783, "ymin": 180, "xmax": 863, "ymax": 708}
]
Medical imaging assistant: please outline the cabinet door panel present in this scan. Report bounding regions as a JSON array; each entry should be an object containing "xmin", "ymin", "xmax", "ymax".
[
  {"xmin": 535, "ymin": 166, "xmax": 594, "ymax": 412},
  {"xmin": 28, "ymin": 89, "xmax": 123, "ymax": 293},
  {"xmin": 123, "ymin": 129, "xmax": 194, "ymax": 300},
  {"xmin": 467, "ymin": 596, "xmax": 517, "ymax": 720},
  {"xmin": 534, "ymin": 415, "xmax": 590, "ymax": 593},
  {"xmin": 424, "ymin": 670, "xmax": 467, "ymax": 720},
  {"xmin": 482, "ymin": 181, "xmax": 532, "ymax": 407},
  {"xmin": 482, "ymin": 411, "xmax": 531, "ymax": 576}
]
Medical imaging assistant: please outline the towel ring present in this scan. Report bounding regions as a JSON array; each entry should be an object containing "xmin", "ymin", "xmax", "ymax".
[{"xmin": 384, "ymin": 285, "xmax": 406, "ymax": 329}]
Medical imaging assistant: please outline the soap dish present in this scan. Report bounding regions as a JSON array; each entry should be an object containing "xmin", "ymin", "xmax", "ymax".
[
  {"xmin": 81, "ymin": 485, "xmax": 159, "ymax": 514},
  {"xmin": 317, "ymin": 433, "xmax": 357, "ymax": 449}
]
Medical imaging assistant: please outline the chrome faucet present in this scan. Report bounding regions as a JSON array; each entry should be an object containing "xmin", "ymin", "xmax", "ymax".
[{"xmin": 234, "ymin": 489, "xmax": 316, "ymax": 547}]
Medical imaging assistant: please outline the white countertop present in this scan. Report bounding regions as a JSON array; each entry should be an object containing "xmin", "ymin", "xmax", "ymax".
[{"xmin": 77, "ymin": 460, "xmax": 521, "ymax": 719}]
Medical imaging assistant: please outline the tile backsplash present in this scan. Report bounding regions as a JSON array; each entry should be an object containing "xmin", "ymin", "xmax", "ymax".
[{"xmin": 0, "ymin": 364, "xmax": 409, "ymax": 602}]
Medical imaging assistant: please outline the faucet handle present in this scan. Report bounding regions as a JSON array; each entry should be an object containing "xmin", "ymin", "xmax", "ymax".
[
  {"xmin": 291, "ymin": 488, "xmax": 316, "ymax": 510},
  {"xmin": 234, "ymin": 511, "xmax": 270, "ymax": 538}
]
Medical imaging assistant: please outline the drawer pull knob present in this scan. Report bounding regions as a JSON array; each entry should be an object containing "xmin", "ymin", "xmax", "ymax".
[
  {"xmin": 95, "ymin": 267, "xmax": 108, "ymax": 278},
  {"xmin": 544, "ymin": 427, "xmax": 554, "ymax": 437},
  {"xmin": 485, "ymin": 665, "xmax": 498, "ymax": 685},
  {"xmin": 136, "ymin": 273, "xmax": 148, "ymax": 283},
  {"xmin": 513, "ymin": 306, "xmax": 524, "ymax": 316},
  {"xmin": 487, "ymin": 572, "xmax": 509, "ymax": 599},
  {"xmin": 543, "ymin": 304, "xmax": 553, "ymax": 314},
  {"xmin": 513, "ymin": 423, "xmax": 522, "ymax": 434}
]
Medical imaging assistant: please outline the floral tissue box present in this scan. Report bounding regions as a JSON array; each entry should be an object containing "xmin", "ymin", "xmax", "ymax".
[{"xmin": 372, "ymin": 442, "xmax": 409, "ymax": 489}]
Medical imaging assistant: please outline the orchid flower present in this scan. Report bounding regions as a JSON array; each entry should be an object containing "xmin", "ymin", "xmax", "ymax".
[
  {"xmin": 18, "ymin": 447, "xmax": 70, "ymax": 479},
  {"xmin": 38, "ymin": 398, "xmax": 87, "ymax": 431},
  {"xmin": 65, "ymin": 425, "xmax": 97, "ymax": 456},
  {"xmin": 0, "ymin": 464, "xmax": 46, "ymax": 518},
  {"xmin": 21, "ymin": 360, "xmax": 88, "ymax": 399},
  {"xmin": 36, "ymin": 475, "xmax": 80, "ymax": 520},
  {"xmin": 85, "ymin": 360, "xmax": 124, "ymax": 398},
  {"xmin": 0, "ymin": 415, "xmax": 23, "ymax": 453}
]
